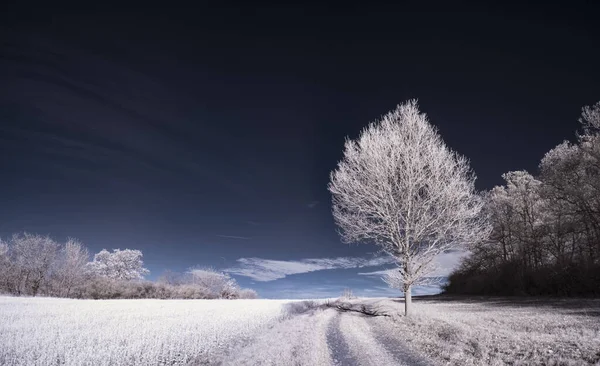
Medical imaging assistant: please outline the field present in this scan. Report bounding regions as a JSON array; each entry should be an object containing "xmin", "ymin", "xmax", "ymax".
[
  {"xmin": 372, "ymin": 297, "xmax": 600, "ymax": 365},
  {"xmin": 0, "ymin": 297, "xmax": 291, "ymax": 365},
  {"xmin": 1, "ymin": 296, "xmax": 600, "ymax": 365}
]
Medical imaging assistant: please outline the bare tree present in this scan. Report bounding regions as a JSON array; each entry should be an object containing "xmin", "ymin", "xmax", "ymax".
[
  {"xmin": 158, "ymin": 269, "xmax": 187, "ymax": 286},
  {"xmin": 0, "ymin": 231, "xmax": 263, "ymax": 300},
  {"xmin": 187, "ymin": 267, "xmax": 240, "ymax": 299},
  {"xmin": 0, "ymin": 240, "xmax": 13, "ymax": 294},
  {"xmin": 238, "ymin": 288, "xmax": 259, "ymax": 299},
  {"xmin": 53, "ymin": 238, "xmax": 90, "ymax": 297},
  {"xmin": 10, "ymin": 233, "xmax": 60, "ymax": 296},
  {"xmin": 328, "ymin": 100, "xmax": 489, "ymax": 315}
]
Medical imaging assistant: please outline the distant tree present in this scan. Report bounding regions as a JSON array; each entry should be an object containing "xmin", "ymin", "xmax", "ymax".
[
  {"xmin": 341, "ymin": 288, "xmax": 355, "ymax": 300},
  {"xmin": 580, "ymin": 101, "xmax": 600, "ymax": 133},
  {"xmin": 0, "ymin": 240, "xmax": 13, "ymax": 294},
  {"xmin": 238, "ymin": 288, "xmax": 259, "ymax": 299},
  {"xmin": 10, "ymin": 233, "xmax": 60, "ymax": 296},
  {"xmin": 328, "ymin": 100, "xmax": 489, "ymax": 315},
  {"xmin": 158, "ymin": 269, "xmax": 187, "ymax": 286},
  {"xmin": 187, "ymin": 267, "xmax": 240, "ymax": 299},
  {"xmin": 87, "ymin": 249, "xmax": 150, "ymax": 280},
  {"xmin": 52, "ymin": 238, "xmax": 90, "ymax": 297},
  {"xmin": 0, "ymin": 232, "xmax": 262, "ymax": 300}
]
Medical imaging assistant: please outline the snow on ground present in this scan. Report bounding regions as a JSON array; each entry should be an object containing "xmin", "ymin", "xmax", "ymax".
[{"xmin": 0, "ymin": 296, "xmax": 290, "ymax": 365}]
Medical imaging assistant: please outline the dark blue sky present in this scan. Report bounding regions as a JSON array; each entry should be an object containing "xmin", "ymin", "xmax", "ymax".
[{"xmin": 1, "ymin": 2, "xmax": 599, "ymax": 298}]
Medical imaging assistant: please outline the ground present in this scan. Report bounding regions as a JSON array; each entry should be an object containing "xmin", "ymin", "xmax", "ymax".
[{"xmin": 1, "ymin": 296, "xmax": 599, "ymax": 365}]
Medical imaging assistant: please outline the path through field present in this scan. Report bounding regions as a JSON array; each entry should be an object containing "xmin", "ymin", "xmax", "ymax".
[
  {"xmin": 1, "ymin": 296, "xmax": 430, "ymax": 366},
  {"xmin": 222, "ymin": 299, "xmax": 430, "ymax": 365},
  {"xmin": 5, "ymin": 296, "xmax": 597, "ymax": 365}
]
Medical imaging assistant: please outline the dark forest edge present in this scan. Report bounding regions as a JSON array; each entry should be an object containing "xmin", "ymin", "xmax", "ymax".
[
  {"xmin": 444, "ymin": 101, "xmax": 600, "ymax": 297},
  {"xmin": 0, "ymin": 233, "xmax": 259, "ymax": 300}
]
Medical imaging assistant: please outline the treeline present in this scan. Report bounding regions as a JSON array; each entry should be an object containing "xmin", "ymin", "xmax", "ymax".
[
  {"xmin": 446, "ymin": 101, "xmax": 600, "ymax": 296},
  {"xmin": 0, "ymin": 233, "xmax": 258, "ymax": 299}
]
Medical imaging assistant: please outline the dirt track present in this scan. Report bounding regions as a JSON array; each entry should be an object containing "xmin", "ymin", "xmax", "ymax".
[{"xmin": 222, "ymin": 299, "xmax": 430, "ymax": 365}]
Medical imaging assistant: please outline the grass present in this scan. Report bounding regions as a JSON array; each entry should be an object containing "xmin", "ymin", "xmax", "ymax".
[
  {"xmin": 373, "ymin": 296, "xmax": 600, "ymax": 365},
  {"xmin": 0, "ymin": 296, "xmax": 290, "ymax": 365},
  {"xmin": 3, "ymin": 295, "xmax": 599, "ymax": 365}
]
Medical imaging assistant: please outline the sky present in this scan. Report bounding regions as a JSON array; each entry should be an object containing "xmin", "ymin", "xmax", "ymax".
[{"xmin": 1, "ymin": 2, "xmax": 599, "ymax": 298}]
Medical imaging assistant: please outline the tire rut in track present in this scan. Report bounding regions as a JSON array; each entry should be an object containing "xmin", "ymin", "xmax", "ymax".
[
  {"xmin": 368, "ymin": 317, "xmax": 433, "ymax": 366},
  {"xmin": 332, "ymin": 311, "xmax": 434, "ymax": 366},
  {"xmin": 326, "ymin": 312, "xmax": 359, "ymax": 366}
]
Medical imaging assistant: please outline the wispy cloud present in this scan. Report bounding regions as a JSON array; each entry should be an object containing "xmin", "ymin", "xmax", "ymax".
[
  {"xmin": 225, "ymin": 256, "xmax": 394, "ymax": 281},
  {"xmin": 358, "ymin": 250, "xmax": 469, "ymax": 278},
  {"xmin": 215, "ymin": 234, "xmax": 251, "ymax": 240},
  {"xmin": 307, "ymin": 201, "xmax": 319, "ymax": 208},
  {"xmin": 256, "ymin": 283, "xmax": 442, "ymax": 299},
  {"xmin": 356, "ymin": 269, "xmax": 391, "ymax": 276}
]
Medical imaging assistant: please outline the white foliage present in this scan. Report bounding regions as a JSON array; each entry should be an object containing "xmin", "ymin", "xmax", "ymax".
[
  {"xmin": 328, "ymin": 100, "xmax": 489, "ymax": 300},
  {"xmin": 52, "ymin": 238, "xmax": 90, "ymax": 297},
  {"xmin": 238, "ymin": 288, "xmax": 259, "ymax": 299},
  {"xmin": 10, "ymin": 233, "xmax": 60, "ymax": 296},
  {"xmin": 87, "ymin": 249, "xmax": 150, "ymax": 280},
  {"xmin": 493, "ymin": 171, "xmax": 545, "ymax": 235},
  {"xmin": 0, "ymin": 296, "xmax": 289, "ymax": 365},
  {"xmin": 457, "ymin": 101, "xmax": 600, "ymax": 296},
  {"xmin": 580, "ymin": 101, "xmax": 600, "ymax": 133},
  {"xmin": 0, "ymin": 240, "xmax": 12, "ymax": 293},
  {"xmin": 187, "ymin": 268, "xmax": 239, "ymax": 299},
  {"xmin": 540, "ymin": 105, "xmax": 600, "ymax": 240}
]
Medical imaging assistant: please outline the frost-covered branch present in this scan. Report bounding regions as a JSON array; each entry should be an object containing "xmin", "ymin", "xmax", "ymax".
[{"xmin": 329, "ymin": 100, "xmax": 490, "ymax": 315}]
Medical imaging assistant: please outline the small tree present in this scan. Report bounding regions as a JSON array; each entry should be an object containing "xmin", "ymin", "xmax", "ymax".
[
  {"xmin": 238, "ymin": 288, "xmax": 259, "ymax": 299},
  {"xmin": 329, "ymin": 100, "xmax": 489, "ymax": 315},
  {"xmin": 187, "ymin": 267, "xmax": 239, "ymax": 299},
  {"xmin": 341, "ymin": 288, "xmax": 355, "ymax": 300}
]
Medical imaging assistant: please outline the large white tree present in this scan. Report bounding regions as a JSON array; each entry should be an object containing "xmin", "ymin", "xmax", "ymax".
[
  {"xmin": 87, "ymin": 249, "xmax": 150, "ymax": 281},
  {"xmin": 328, "ymin": 100, "xmax": 489, "ymax": 315}
]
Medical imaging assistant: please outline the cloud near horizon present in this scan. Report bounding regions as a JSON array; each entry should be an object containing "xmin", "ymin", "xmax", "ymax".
[
  {"xmin": 358, "ymin": 250, "xmax": 469, "ymax": 278},
  {"xmin": 225, "ymin": 256, "xmax": 394, "ymax": 281}
]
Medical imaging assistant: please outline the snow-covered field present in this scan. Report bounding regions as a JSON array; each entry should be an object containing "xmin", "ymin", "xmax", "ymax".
[
  {"xmin": 2, "ymin": 295, "xmax": 599, "ymax": 365},
  {"xmin": 0, "ymin": 296, "xmax": 291, "ymax": 365}
]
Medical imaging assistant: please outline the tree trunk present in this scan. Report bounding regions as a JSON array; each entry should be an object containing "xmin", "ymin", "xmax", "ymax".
[{"xmin": 404, "ymin": 283, "xmax": 412, "ymax": 316}]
